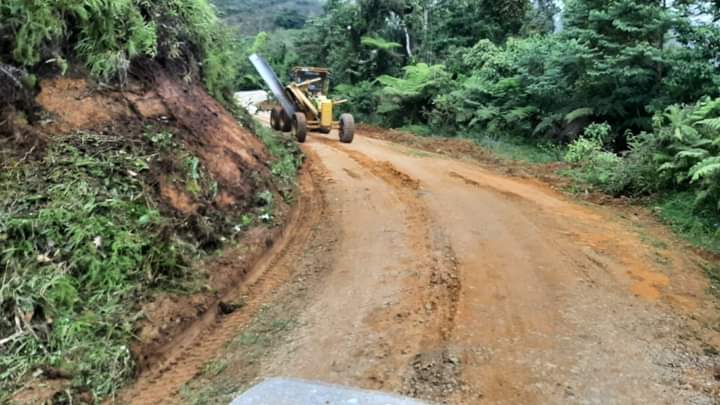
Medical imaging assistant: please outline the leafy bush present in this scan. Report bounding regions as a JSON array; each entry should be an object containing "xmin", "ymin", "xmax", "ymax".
[
  {"xmin": 334, "ymin": 81, "xmax": 380, "ymax": 123},
  {"xmin": 608, "ymin": 131, "xmax": 663, "ymax": 196},
  {"xmin": 564, "ymin": 123, "xmax": 611, "ymax": 164},
  {"xmin": 430, "ymin": 36, "xmax": 595, "ymax": 140},
  {"xmin": 564, "ymin": 123, "xmax": 623, "ymax": 191}
]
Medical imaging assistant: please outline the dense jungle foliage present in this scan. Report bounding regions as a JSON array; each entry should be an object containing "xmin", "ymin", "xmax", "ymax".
[{"xmin": 235, "ymin": 0, "xmax": 720, "ymax": 251}]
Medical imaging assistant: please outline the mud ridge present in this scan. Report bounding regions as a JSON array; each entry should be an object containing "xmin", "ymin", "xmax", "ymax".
[{"xmin": 328, "ymin": 142, "xmax": 467, "ymax": 402}]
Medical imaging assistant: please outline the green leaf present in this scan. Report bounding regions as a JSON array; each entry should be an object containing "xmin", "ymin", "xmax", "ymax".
[
  {"xmin": 565, "ymin": 107, "xmax": 594, "ymax": 123},
  {"xmin": 361, "ymin": 36, "xmax": 402, "ymax": 51},
  {"xmin": 689, "ymin": 157, "xmax": 720, "ymax": 182}
]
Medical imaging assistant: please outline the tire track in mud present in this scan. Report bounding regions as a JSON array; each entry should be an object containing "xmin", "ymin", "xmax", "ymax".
[
  {"xmin": 118, "ymin": 157, "xmax": 328, "ymax": 404},
  {"xmin": 321, "ymin": 139, "xmax": 468, "ymax": 402}
]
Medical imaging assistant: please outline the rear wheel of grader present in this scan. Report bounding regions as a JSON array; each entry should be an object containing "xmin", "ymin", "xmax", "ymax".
[
  {"xmin": 270, "ymin": 106, "xmax": 282, "ymax": 130},
  {"xmin": 292, "ymin": 112, "xmax": 307, "ymax": 143},
  {"xmin": 339, "ymin": 113, "xmax": 355, "ymax": 143}
]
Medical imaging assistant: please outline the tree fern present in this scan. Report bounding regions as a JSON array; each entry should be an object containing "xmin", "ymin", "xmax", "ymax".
[
  {"xmin": 506, "ymin": 105, "xmax": 537, "ymax": 122},
  {"xmin": 697, "ymin": 117, "xmax": 720, "ymax": 131},
  {"xmin": 361, "ymin": 36, "xmax": 402, "ymax": 51},
  {"xmin": 564, "ymin": 107, "xmax": 594, "ymax": 123},
  {"xmin": 675, "ymin": 148, "xmax": 710, "ymax": 160},
  {"xmin": 689, "ymin": 157, "xmax": 720, "ymax": 183}
]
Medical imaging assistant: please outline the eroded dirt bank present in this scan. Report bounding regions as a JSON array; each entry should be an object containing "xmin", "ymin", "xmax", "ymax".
[{"xmin": 147, "ymin": 128, "xmax": 719, "ymax": 404}]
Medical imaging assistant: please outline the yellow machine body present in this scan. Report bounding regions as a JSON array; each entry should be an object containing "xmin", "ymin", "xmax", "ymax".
[
  {"xmin": 319, "ymin": 98, "xmax": 333, "ymax": 128},
  {"xmin": 284, "ymin": 67, "xmax": 348, "ymax": 132}
]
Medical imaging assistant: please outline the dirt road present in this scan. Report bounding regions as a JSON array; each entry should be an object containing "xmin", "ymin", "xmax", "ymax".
[{"xmin": 130, "ymin": 128, "xmax": 720, "ymax": 404}]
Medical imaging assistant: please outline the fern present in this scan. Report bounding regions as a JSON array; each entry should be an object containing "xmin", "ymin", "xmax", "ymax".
[
  {"xmin": 689, "ymin": 157, "xmax": 720, "ymax": 182},
  {"xmin": 376, "ymin": 63, "xmax": 451, "ymax": 125},
  {"xmin": 697, "ymin": 117, "xmax": 720, "ymax": 131},
  {"xmin": 361, "ymin": 36, "xmax": 402, "ymax": 51},
  {"xmin": 475, "ymin": 105, "xmax": 500, "ymax": 121},
  {"xmin": 565, "ymin": 107, "xmax": 594, "ymax": 123},
  {"xmin": 506, "ymin": 106, "xmax": 537, "ymax": 122},
  {"xmin": 675, "ymin": 148, "xmax": 710, "ymax": 160}
]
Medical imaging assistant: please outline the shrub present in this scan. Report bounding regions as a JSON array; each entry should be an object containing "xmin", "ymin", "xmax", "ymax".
[
  {"xmin": 334, "ymin": 81, "xmax": 380, "ymax": 124},
  {"xmin": 564, "ymin": 123, "xmax": 611, "ymax": 163},
  {"xmin": 564, "ymin": 122, "xmax": 624, "ymax": 191},
  {"xmin": 650, "ymin": 98, "xmax": 720, "ymax": 212}
]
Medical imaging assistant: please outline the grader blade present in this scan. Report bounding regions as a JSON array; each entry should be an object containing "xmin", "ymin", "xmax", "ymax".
[{"xmin": 249, "ymin": 53, "xmax": 297, "ymax": 117}]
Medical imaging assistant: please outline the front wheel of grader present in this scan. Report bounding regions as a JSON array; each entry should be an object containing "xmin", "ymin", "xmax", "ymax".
[
  {"xmin": 339, "ymin": 113, "xmax": 355, "ymax": 144},
  {"xmin": 292, "ymin": 112, "xmax": 307, "ymax": 143},
  {"xmin": 270, "ymin": 106, "xmax": 282, "ymax": 130}
]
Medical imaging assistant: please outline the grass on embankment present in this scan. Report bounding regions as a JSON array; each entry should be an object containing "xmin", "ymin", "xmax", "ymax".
[
  {"xmin": 652, "ymin": 193, "xmax": 720, "ymax": 255},
  {"xmin": 1, "ymin": 130, "xmax": 202, "ymax": 401},
  {"xmin": 0, "ymin": 122, "xmax": 302, "ymax": 402},
  {"xmin": 398, "ymin": 124, "xmax": 564, "ymax": 164}
]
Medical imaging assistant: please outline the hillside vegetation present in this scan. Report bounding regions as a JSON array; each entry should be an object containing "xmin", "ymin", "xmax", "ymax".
[
  {"xmin": 255, "ymin": 0, "xmax": 720, "ymax": 252},
  {"xmin": 0, "ymin": 0, "xmax": 301, "ymax": 402},
  {"xmin": 0, "ymin": 0, "xmax": 245, "ymax": 105}
]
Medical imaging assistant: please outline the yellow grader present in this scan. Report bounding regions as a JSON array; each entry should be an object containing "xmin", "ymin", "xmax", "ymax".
[{"xmin": 250, "ymin": 54, "xmax": 355, "ymax": 143}]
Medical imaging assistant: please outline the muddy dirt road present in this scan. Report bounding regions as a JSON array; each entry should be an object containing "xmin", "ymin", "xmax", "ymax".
[{"xmin": 128, "ymin": 128, "xmax": 720, "ymax": 404}]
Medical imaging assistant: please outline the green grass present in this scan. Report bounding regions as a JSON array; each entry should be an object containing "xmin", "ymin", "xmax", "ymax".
[
  {"xmin": 253, "ymin": 120, "xmax": 304, "ymax": 195},
  {"xmin": 398, "ymin": 124, "xmax": 436, "ymax": 137},
  {"xmin": 472, "ymin": 134, "xmax": 565, "ymax": 164},
  {"xmin": 397, "ymin": 124, "xmax": 565, "ymax": 164},
  {"xmin": 0, "ymin": 130, "xmax": 230, "ymax": 401},
  {"xmin": 652, "ymin": 192, "xmax": 720, "ymax": 255}
]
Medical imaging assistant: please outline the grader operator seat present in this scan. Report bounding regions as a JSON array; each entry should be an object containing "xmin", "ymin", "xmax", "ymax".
[{"xmin": 291, "ymin": 67, "xmax": 330, "ymax": 96}]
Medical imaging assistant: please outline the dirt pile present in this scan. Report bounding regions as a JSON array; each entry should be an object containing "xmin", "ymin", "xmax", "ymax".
[{"xmin": 36, "ymin": 74, "xmax": 271, "ymax": 209}]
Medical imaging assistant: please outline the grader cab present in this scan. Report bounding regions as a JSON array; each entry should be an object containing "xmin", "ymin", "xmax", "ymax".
[{"xmin": 250, "ymin": 54, "xmax": 355, "ymax": 143}]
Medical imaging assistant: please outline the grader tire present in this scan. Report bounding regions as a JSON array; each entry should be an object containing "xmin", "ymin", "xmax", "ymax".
[
  {"xmin": 292, "ymin": 112, "xmax": 308, "ymax": 143},
  {"xmin": 270, "ymin": 107, "xmax": 282, "ymax": 130},
  {"xmin": 339, "ymin": 113, "xmax": 355, "ymax": 144},
  {"xmin": 280, "ymin": 110, "xmax": 292, "ymax": 132}
]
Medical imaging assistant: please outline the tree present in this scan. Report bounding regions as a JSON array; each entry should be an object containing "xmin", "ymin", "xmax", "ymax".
[
  {"xmin": 522, "ymin": 0, "xmax": 561, "ymax": 35},
  {"xmin": 560, "ymin": 0, "xmax": 720, "ymax": 144},
  {"xmin": 274, "ymin": 9, "xmax": 307, "ymax": 29},
  {"xmin": 427, "ymin": 0, "xmax": 531, "ymax": 53}
]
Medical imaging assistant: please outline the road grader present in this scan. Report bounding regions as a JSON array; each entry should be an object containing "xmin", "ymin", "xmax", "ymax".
[{"xmin": 250, "ymin": 53, "xmax": 355, "ymax": 143}]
